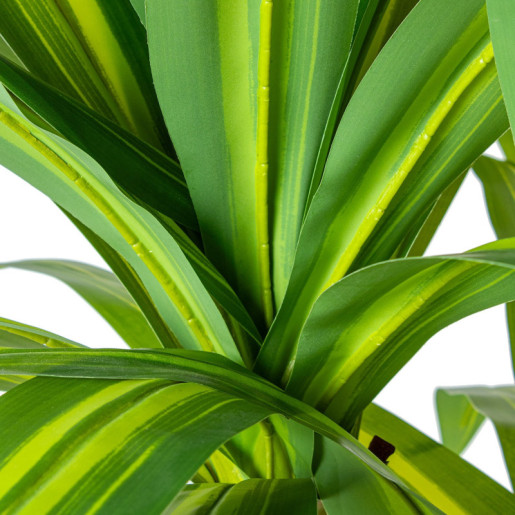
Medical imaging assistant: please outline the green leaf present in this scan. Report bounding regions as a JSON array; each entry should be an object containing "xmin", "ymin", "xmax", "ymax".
[
  {"xmin": 62, "ymin": 212, "xmax": 180, "ymax": 349},
  {"xmin": 286, "ymin": 241, "xmax": 515, "ymax": 428},
  {"xmin": 0, "ymin": 57, "xmax": 196, "ymax": 229},
  {"xmin": 474, "ymin": 156, "xmax": 515, "ymax": 240},
  {"xmin": 487, "ymin": 0, "xmax": 515, "ymax": 142},
  {"xmin": 0, "ymin": 259, "xmax": 162, "ymax": 350},
  {"xmin": 0, "ymin": 87, "xmax": 240, "ymax": 361},
  {"xmin": 404, "ymin": 172, "xmax": 466, "ymax": 258},
  {"xmin": 314, "ymin": 436, "xmax": 434, "ymax": 515},
  {"xmin": 361, "ymin": 404, "xmax": 515, "ymax": 514},
  {"xmin": 435, "ymin": 390, "xmax": 486, "ymax": 455},
  {"xmin": 256, "ymin": 0, "xmax": 508, "ymax": 383},
  {"xmin": 129, "ymin": 0, "xmax": 146, "ymax": 24},
  {"xmin": 474, "ymin": 156, "xmax": 515, "ymax": 375},
  {"xmin": 0, "ymin": 317, "xmax": 83, "ymax": 391},
  {"xmin": 303, "ymin": 0, "xmax": 380, "ymax": 221},
  {"xmin": 0, "ymin": 377, "xmax": 271, "ymax": 513},
  {"xmin": 436, "ymin": 386, "xmax": 515, "ymax": 488},
  {"xmin": 268, "ymin": 0, "xmax": 359, "ymax": 305},
  {"xmin": 0, "ymin": 0, "xmax": 169, "ymax": 150},
  {"xmin": 0, "ymin": 346, "xmax": 437, "ymax": 506},
  {"xmin": 500, "ymin": 131, "xmax": 515, "ymax": 162},
  {"xmin": 0, "ymin": 317, "xmax": 82, "ymax": 350},
  {"xmin": 168, "ymin": 479, "xmax": 317, "ymax": 514},
  {"xmin": 147, "ymin": 0, "xmax": 272, "ymax": 327}
]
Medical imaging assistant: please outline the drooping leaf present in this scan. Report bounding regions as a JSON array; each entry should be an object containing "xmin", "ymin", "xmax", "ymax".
[
  {"xmin": 0, "ymin": 57, "xmax": 196, "ymax": 229},
  {"xmin": 0, "ymin": 0, "xmax": 170, "ymax": 150},
  {"xmin": 0, "ymin": 86, "xmax": 240, "ymax": 361},
  {"xmin": 0, "ymin": 346, "xmax": 438, "ymax": 507},
  {"xmin": 0, "ymin": 259, "xmax": 162, "ymax": 349},
  {"xmin": 147, "ymin": 0, "xmax": 272, "ymax": 327},
  {"xmin": 0, "ymin": 317, "xmax": 82, "ymax": 350},
  {"xmin": 487, "ymin": 0, "xmax": 515, "ymax": 141},
  {"xmin": 268, "ymin": 0, "xmax": 359, "ymax": 305},
  {"xmin": 361, "ymin": 404, "xmax": 515, "ymax": 514},
  {"xmin": 286, "ymin": 241, "xmax": 515, "ymax": 428},
  {"xmin": 0, "ymin": 317, "xmax": 83, "ymax": 390},
  {"xmin": 256, "ymin": 0, "xmax": 508, "ymax": 383},
  {"xmin": 436, "ymin": 386, "xmax": 515, "ymax": 488},
  {"xmin": 0, "ymin": 377, "xmax": 271, "ymax": 513},
  {"xmin": 168, "ymin": 479, "xmax": 317, "ymax": 515},
  {"xmin": 474, "ymin": 155, "xmax": 515, "ymax": 375}
]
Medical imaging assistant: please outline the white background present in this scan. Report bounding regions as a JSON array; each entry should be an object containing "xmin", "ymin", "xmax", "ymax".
[{"xmin": 0, "ymin": 143, "xmax": 512, "ymax": 490}]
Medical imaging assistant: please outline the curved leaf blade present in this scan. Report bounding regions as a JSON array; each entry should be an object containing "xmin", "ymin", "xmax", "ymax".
[
  {"xmin": 436, "ymin": 385, "xmax": 515, "ymax": 488},
  {"xmin": 0, "ymin": 346, "xmax": 440, "ymax": 510},
  {"xmin": 0, "ymin": 0, "xmax": 169, "ymax": 149},
  {"xmin": 287, "ymin": 241, "xmax": 515, "ymax": 428},
  {"xmin": 269, "ymin": 0, "xmax": 359, "ymax": 305},
  {"xmin": 0, "ymin": 87, "xmax": 240, "ymax": 361},
  {"xmin": 1, "ymin": 259, "xmax": 162, "ymax": 350},
  {"xmin": 0, "ymin": 57, "xmax": 196, "ymax": 229},
  {"xmin": 0, "ymin": 378, "xmax": 270, "ymax": 513},
  {"xmin": 256, "ymin": 0, "xmax": 507, "ymax": 383},
  {"xmin": 361, "ymin": 404, "xmax": 515, "ymax": 514}
]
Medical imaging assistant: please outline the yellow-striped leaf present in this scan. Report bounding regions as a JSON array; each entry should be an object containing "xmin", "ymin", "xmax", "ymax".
[
  {"xmin": 360, "ymin": 404, "xmax": 515, "ymax": 514},
  {"xmin": 256, "ymin": 0, "xmax": 508, "ymax": 383},
  {"xmin": 0, "ymin": 86, "xmax": 241, "ymax": 361},
  {"xmin": 0, "ymin": 0, "xmax": 170, "ymax": 150},
  {"xmin": 0, "ymin": 377, "xmax": 271, "ymax": 513},
  {"xmin": 287, "ymin": 241, "xmax": 515, "ymax": 428},
  {"xmin": 147, "ymin": 0, "xmax": 273, "ymax": 329}
]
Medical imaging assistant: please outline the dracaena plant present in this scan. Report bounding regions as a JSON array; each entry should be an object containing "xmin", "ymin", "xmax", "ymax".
[{"xmin": 0, "ymin": 0, "xmax": 514, "ymax": 512}]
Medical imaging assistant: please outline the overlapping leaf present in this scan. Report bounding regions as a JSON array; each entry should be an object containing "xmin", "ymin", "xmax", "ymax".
[
  {"xmin": 256, "ymin": 0, "xmax": 508, "ymax": 383},
  {"xmin": 361, "ymin": 404, "xmax": 515, "ymax": 514},
  {"xmin": 287, "ymin": 241, "xmax": 515, "ymax": 428},
  {"xmin": 1, "ymin": 259, "xmax": 162, "ymax": 349},
  {"xmin": 0, "ymin": 377, "xmax": 271, "ymax": 513},
  {"xmin": 0, "ymin": 86, "xmax": 241, "ymax": 361},
  {"xmin": 0, "ymin": 0, "xmax": 169, "ymax": 150},
  {"xmin": 436, "ymin": 386, "xmax": 515, "ymax": 488}
]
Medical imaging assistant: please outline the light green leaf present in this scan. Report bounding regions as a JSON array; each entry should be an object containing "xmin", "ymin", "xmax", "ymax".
[
  {"xmin": 0, "ymin": 57, "xmax": 196, "ymax": 229},
  {"xmin": 436, "ymin": 386, "xmax": 515, "ymax": 488},
  {"xmin": 129, "ymin": 0, "xmax": 146, "ymax": 24},
  {"xmin": 0, "ymin": 346, "xmax": 438, "ymax": 505},
  {"xmin": 168, "ymin": 479, "xmax": 317, "ymax": 515},
  {"xmin": 0, "ymin": 0, "xmax": 169, "ymax": 150},
  {"xmin": 287, "ymin": 241, "xmax": 515, "ymax": 428},
  {"xmin": 0, "ymin": 259, "xmax": 162, "ymax": 350},
  {"xmin": 474, "ymin": 156, "xmax": 515, "ymax": 240},
  {"xmin": 487, "ymin": 0, "xmax": 515, "ymax": 142},
  {"xmin": 0, "ymin": 317, "xmax": 82, "ymax": 350},
  {"xmin": 361, "ymin": 404, "xmax": 515, "ymax": 514},
  {"xmin": 500, "ymin": 131, "xmax": 515, "ymax": 162},
  {"xmin": 0, "ymin": 87, "xmax": 240, "ymax": 361},
  {"xmin": 147, "ymin": 0, "xmax": 271, "ymax": 327},
  {"xmin": 0, "ymin": 317, "xmax": 83, "ymax": 391},
  {"xmin": 63, "ymin": 212, "xmax": 180, "ymax": 349},
  {"xmin": 474, "ymin": 155, "xmax": 515, "ymax": 375},
  {"xmin": 0, "ymin": 377, "xmax": 271, "ymax": 513},
  {"xmin": 256, "ymin": 0, "xmax": 508, "ymax": 383},
  {"xmin": 268, "ymin": 0, "xmax": 359, "ymax": 305}
]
